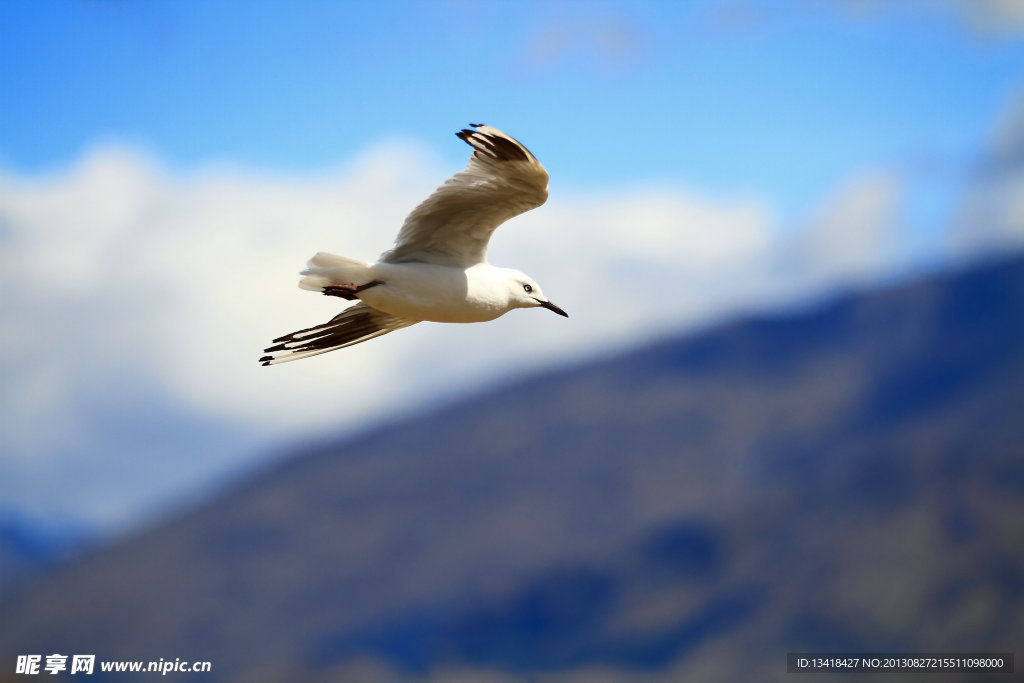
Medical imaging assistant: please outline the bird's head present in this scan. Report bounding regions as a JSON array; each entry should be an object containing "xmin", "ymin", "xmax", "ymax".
[{"xmin": 505, "ymin": 269, "xmax": 568, "ymax": 318}]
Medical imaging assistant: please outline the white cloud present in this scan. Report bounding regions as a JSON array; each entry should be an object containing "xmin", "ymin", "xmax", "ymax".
[
  {"xmin": 951, "ymin": 89, "xmax": 1024, "ymax": 256},
  {"xmin": 953, "ymin": 172, "xmax": 1024, "ymax": 256},
  {"xmin": 831, "ymin": 0, "xmax": 1024, "ymax": 39},
  {"xmin": 957, "ymin": 0, "xmax": 1024, "ymax": 36},
  {"xmin": 788, "ymin": 170, "xmax": 907, "ymax": 286},
  {"xmin": 0, "ymin": 129, "xmax": 1007, "ymax": 530},
  {"xmin": 0, "ymin": 141, "xmax": 446, "ymax": 527},
  {"xmin": 0, "ymin": 142, "xmax": 779, "ymax": 435},
  {"xmin": 517, "ymin": 14, "xmax": 645, "ymax": 76}
]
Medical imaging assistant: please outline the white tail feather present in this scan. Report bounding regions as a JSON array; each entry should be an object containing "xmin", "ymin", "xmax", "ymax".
[{"xmin": 298, "ymin": 251, "xmax": 373, "ymax": 292}]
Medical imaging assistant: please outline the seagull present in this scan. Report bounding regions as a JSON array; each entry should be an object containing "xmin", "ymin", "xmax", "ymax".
[{"xmin": 260, "ymin": 124, "xmax": 567, "ymax": 366}]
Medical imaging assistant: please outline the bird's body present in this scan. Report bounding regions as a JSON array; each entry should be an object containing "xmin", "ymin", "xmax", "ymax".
[
  {"xmin": 261, "ymin": 124, "xmax": 566, "ymax": 366},
  {"xmin": 358, "ymin": 262, "xmax": 530, "ymax": 323}
]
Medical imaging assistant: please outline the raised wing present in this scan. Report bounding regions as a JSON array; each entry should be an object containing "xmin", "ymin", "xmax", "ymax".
[
  {"xmin": 380, "ymin": 124, "xmax": 549, "ymax": 267},
  {"xmin": 259, "ymin": 303, "xmax": 417, "ymax": 365}
]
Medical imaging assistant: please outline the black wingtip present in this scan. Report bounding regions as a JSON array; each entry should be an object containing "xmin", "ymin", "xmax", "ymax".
[
  {"xmin": 259, "ymin": 355, "xmax": 273, "ymax": 365},
  {"xmin": 456, "ymin": 124, "xmax": 532, "ymax": 163},
  {"xmin": 456, "ymin": 123, "xmax": 485, "ymax": 141}
]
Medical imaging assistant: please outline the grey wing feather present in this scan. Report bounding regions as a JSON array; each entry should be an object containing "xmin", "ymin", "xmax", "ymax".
[
  {"xmin": 380, "ymin": 124, "xmax": 549, "ymax": 267},
  {"xmin": 259, "ymin": 302, "xmax": 417, "ymax": 365}
]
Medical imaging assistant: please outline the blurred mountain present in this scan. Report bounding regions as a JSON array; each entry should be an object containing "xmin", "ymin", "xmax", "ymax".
[{"xmin": 1, "ymin": 255, "xmax": 1023, "ymax": 682}]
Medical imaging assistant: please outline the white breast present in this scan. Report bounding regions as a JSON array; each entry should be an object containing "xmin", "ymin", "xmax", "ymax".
[{"xmin": 359, "ymin": 262, "xmax": 511, "ymax": 323}]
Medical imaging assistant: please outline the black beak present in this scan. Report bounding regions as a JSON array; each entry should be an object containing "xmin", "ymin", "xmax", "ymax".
[{"xmin": 538, "ymin": 299, "xmax": 569, "ymax": 318}]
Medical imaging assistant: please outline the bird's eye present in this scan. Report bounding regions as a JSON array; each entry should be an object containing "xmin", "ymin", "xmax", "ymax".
[{"xmin": 523, "ymin": 284, "xmax": 533, "ymax": 293}]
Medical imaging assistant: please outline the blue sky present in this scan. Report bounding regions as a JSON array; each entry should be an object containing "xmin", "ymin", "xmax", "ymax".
[
  {"xmin": 2, "ymin": 0, "xmax": 1024, "ymax": 533},
  {"xmin": 4, "ymin": 2, "xmax": 1023, "ymax": 207}
]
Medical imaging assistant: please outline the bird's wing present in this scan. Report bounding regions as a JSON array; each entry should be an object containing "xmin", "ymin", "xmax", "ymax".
[
  {"xmin": 380, "ymin": 124, "xmax": 549, "ymax": 268},
  {"xmin": 259, "ymin": 302, "xmax": 417, "ymax": 365}
]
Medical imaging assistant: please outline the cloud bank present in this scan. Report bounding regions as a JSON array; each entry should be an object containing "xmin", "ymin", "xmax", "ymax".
[{"xmin": 0, "ymin": 119, "xmax": 1019, "ymax": 530}]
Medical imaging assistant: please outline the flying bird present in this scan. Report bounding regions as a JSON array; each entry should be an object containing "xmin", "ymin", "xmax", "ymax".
[{"xmin": 260, "ymin": 124, "xmax": 566, "ymax": 366}]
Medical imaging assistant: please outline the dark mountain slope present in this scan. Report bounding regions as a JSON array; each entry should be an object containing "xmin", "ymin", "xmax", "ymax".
[{"xmin": 1, "ymin": 255, "xmax": 1022, "ymax": 682}]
